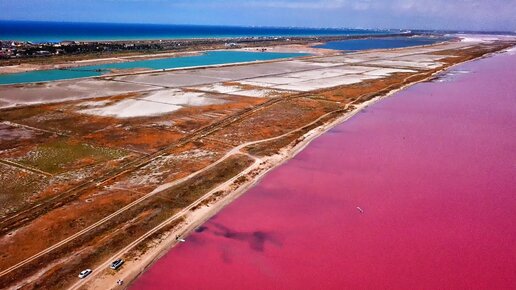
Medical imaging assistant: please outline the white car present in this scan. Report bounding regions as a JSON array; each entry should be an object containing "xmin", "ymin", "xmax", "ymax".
[
  {"xmin": 110, "ymin": 259, "xmax": 124, "ymax": 270},
  {"xmin": 78, "ymin": 269, "xmax": 92, "ymax": 279}
]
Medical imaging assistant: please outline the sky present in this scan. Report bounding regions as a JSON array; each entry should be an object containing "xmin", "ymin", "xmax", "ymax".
[{"xmin": 1, "ymin": 0, "xmax": 515, "ymax": 31}]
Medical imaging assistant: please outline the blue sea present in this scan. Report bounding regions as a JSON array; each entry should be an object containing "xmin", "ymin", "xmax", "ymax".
[
  {"xmin": 315, "ymin": 36, "xmax": 450, "ymax": 51},
  {"xmin": 0, "ymin": 51, "xmax": 308, "ymax": 85},
  {"xmin": 0, "ymin": 21, "xmax": 392, "ymax": 42}
]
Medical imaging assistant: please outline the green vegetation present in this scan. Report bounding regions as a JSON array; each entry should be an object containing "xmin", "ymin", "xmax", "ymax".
[
  {"xmin": 14, "ymin": 138, "xmax": 127, "ymax": 174},
  {"xmin": 0, "ymin": 164, "xmax": 49, "ymax": 216}
]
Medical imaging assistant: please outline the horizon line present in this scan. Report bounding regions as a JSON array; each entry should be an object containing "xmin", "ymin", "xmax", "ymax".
[{"xmin": 1, "ymin": 19, "xmax": 515, "ymax": 34}]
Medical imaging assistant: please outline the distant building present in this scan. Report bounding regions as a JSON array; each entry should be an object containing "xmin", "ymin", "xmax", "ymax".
[
  {"xmin": 60, "ymin": 41, "xmax": 75, "ymax": 46},
  {"xmin": 225, "ymin": 42, "xmax": 240, "ymax": 48}
]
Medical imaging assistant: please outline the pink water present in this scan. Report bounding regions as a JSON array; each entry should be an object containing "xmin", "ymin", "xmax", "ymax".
[{"xmin": 132, "ymin": 50, "xmax": 516, "ymax": 290}]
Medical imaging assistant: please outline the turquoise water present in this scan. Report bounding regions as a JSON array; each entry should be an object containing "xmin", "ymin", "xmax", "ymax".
[
  {"xmin": 315, "ymin": 37, "xmax": 450, "ymax": 51},
  {"xmin": 0, "ymin": 51, "xmax": 307, "ymax": 85}
]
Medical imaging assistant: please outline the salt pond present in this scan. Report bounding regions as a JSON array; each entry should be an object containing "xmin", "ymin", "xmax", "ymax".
[{"xmin": 80, "ymin": 89, "xmax": 227, "ymax": 118}]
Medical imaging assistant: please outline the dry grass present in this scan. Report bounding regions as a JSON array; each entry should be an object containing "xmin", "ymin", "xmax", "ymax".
[{"xmin": 210, "ymin": 97, "xmax": 342, "ymax": 145}]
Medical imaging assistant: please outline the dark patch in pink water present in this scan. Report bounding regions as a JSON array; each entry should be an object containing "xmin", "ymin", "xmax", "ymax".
[{"xmin": 132, "ymin": 51, "xmax": 516, "ymax": 290}]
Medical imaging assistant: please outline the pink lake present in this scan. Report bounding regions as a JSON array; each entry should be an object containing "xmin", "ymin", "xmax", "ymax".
[{"xmin": 132, "ymin": 49, "xmax": 516, "ymax": 290}]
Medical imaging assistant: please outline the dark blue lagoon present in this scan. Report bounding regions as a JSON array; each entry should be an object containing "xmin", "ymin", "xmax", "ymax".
[
  {"xmin": 0, "ymin": 51, "xmax": 307, "ymax": 85},
  {"xmin": 315, "ymin": 36, "xmax": 450, "ymax": 51}
]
